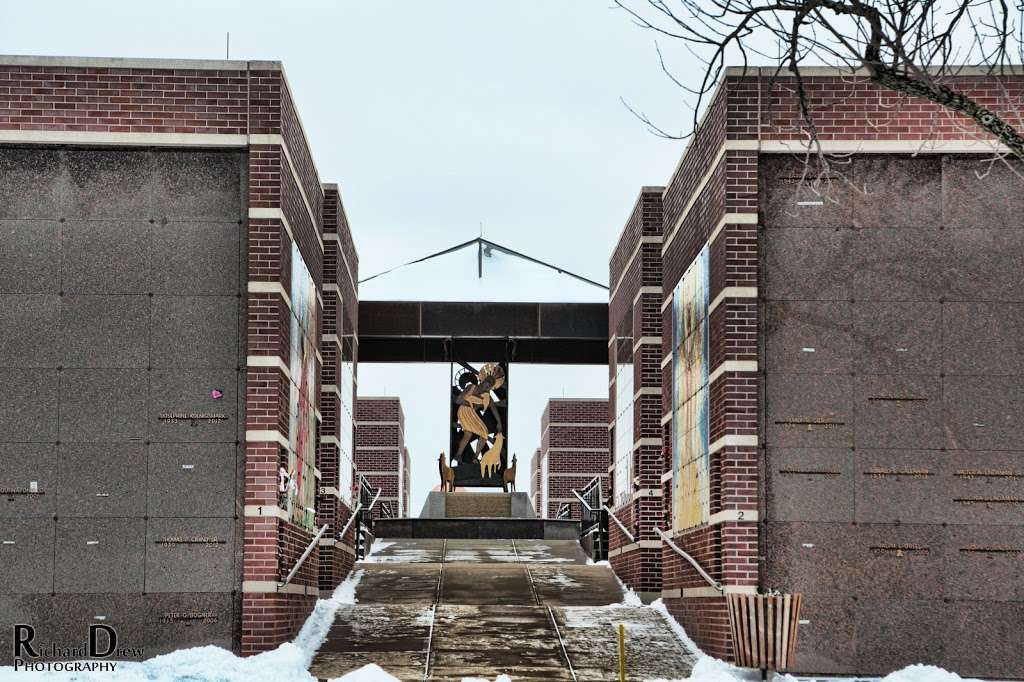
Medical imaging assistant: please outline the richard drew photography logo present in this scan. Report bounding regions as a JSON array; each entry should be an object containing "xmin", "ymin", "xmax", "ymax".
[{"xmin": 11, "ymin": 624, "xmax": 144, "ymax": 673}]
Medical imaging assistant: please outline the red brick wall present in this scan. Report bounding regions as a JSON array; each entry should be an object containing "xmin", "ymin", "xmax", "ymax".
[
  {"xmin": 530, "ymin": 448, "xmax": 542, "ymax": 515},
  {"xmin": 656, "ymin": 69, "xmax": 1024, "ymax": 666},
  {"xmin": 0, "ymin": 57, "xmax": 360, "ymax": 656},
  {"xmin": 746, "ymin": 71, "xmax": 1024, "ymax": 143},
  {"xmin": 608, "ymin": 187, "xmax": 665, "ymax": 597},
  {"xmin": 0, "ymin": 63, "xmax": 250, "ymax": 133},
  {"xmin": 539, "ymin": 399, "xmax": 609, "ymax": 519},
  {"xmin": 355, "ymin": 397, "xmax": 410, "ymax": 518},
  {"xmin": 317, "ymin": 185, "xmax": 359, "ymax": 596},
  {"xmin": 242, "ymin": 69, "xmax": 333, "ymax": 658}
]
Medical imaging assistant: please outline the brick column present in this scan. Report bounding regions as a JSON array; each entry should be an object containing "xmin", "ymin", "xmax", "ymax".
[
  {"xmin": 608, "ymin": 187, "xmax": 665, "ymax": 600},
  {"xmin": 538, "ymin": 400, "xmax": 609, "ymax": 520},
  {"xmin": 656, "ymin": 82, "xmax": 760, "ymax": 660},
  {"xmin": 241, "ymin": 75, "xmax": 331, "ymax": 655},
  {"xmin": 354, "ymin": 397, "xmax": 408, "ymax": 518},
  {"xmin": 316, "ymin": 185, "xmax": 359, "ymax": 594}
]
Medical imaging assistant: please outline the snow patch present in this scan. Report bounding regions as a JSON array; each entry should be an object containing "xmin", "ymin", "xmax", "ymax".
[
  {"xmin": 362, "ymin": 549, "xmax": 433, "ymax": 563},
  {"xmin": 605, "ymin": 564, "xmax": 642, "ymax": 606},
  {"xmin": 0, "ymin": 570, "xmax": 367, "ymax": 682},
  {"xmin": 360, "ymin": 539, "xmax": 394, "ymax": 562},
  {"xmin": 414, "ymin": 605, "xmax": 436, "ymax": 627},
  {"xmin": 650, "ymin": 597, "xmax": 703, "ymax": 656},
  {"xmin": 545, "ymin": 572, "xmax": 580, "ymax": 588},
  {"xmin": 880, "ymin": 664, "xmax": 980, "ymax": 682},
  {"xmin": 330, "ymin": 663, "xmax": 401, "ymax": 681}
]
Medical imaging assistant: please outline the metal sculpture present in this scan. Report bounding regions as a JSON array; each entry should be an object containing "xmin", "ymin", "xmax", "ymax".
[
  {"xmin": 502, "ymin": 454, "xmax": 517, "ymax": 492},
  {"xmin": 446, "ymin": 361, "xmax": 508, "ymax": 488},
  {"xmin": 438, "ymin": 452, "xmax": 456, "ymax": 493}
]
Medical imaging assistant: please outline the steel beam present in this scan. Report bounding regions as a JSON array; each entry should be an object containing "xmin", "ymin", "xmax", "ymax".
[{"xmin": 357, "ymin": 301, "xmax": 609, "ymax": 364}]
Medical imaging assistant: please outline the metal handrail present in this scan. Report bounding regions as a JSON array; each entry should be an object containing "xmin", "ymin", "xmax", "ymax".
[
  {"xmin": 366, "ymin": 487, "xmax": 382, "ymax": 513},
  {"xmin": 604, "ymin": 505, "xmax": 635, "ymax": 543},
  {"xmin": 280, "ymin": 523, "xmax": 329, "ymax": 588},
  {"xmin": 337, "ymin": 485, "xmax": 382, "ymax": 542},
  {"xmin": 655, "ymin": 527, "xmax": 723, "ymax": 592},
  {"xmin": 337, "ymin": 502, "xmax": 363, "ymax": 541},
  {"xmin": 571, "ymin": 489, "xmax": 594, "ymax": 512}
]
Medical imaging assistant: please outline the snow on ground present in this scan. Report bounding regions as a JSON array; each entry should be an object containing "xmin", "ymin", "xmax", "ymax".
[
  {"xmin": 0, "ymin": 569, "xmax": 365, "ymax": 682},
  {"xmin": 650, "ymin": 597, "xmax": 705, "ymax": 656},
  {"xmin": 358, "ymin": 538, "xmax": 434, "ymax": 564},
  {"xmin": 647, "ymin": 600, "xmax": 983, "ymax": 682},
  {"xmin": 542, "ymin": 572, "xmax": 580, "ymax": 588},
  {"xmin": 362, "ymin": 539, "xmax": 394, "ymax": 560},
  {"xmin": 331, "ymin": 663, "xmax": 401, "ymax": 681},
  {"xmin": 606, "ymin": 565, "xmax": 642, "ymax": 606},
  {"xmin": 0, "ymin": 563, "xmax": 987, "ymax": 682}
]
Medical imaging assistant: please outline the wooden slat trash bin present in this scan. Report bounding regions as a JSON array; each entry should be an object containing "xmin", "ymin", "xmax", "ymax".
[{"xmin": 726, "ymin": 593, "xmax": 803, "ymax": 670}]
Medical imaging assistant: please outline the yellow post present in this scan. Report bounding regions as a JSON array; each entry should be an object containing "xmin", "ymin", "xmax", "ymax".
[{"xmin": 618, "ymin": 622, "xmax": 626, "ymax": 682}]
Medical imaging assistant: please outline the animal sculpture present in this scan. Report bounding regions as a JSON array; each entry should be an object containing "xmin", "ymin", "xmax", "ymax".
[
  {"xmin": 503, "ymin": 454, "xmax": 517, "ymax": 492},
  {"xmin": 479, "ymin": 433, "xmax": 505, "ymax": 479},
  {"xmin": 438, "ymin": 452, "xmax": 455, "ymax": 493}
]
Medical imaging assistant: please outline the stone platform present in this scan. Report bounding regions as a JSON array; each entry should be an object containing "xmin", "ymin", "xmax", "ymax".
[{"xmin": 419, "ymin": 491, "xmax": 536, "ymax": 519}]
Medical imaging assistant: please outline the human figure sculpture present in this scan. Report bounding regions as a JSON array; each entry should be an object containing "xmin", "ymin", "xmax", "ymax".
[{"xmin": 453, "ymin": 363, "xmax": 505, "ymax": 467}]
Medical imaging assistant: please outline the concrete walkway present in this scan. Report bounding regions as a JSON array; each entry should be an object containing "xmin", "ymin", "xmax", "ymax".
[{"xmin": 310, "ymin": 538, "xmax": 698, "ymax": 681}]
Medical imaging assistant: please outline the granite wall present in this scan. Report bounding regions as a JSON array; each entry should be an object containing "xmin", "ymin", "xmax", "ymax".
[
  {"xmin": 0, "ymin": 146, "xmax": 247, "ymax": 661},
  {"xmin": 760, "ymin": 153, "xmax": 1024, "ymax": 679}
]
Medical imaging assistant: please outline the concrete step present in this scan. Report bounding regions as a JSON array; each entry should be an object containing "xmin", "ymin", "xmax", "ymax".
[
  {"xmin": 428, "ymin": 605, "xmax": 574, "ymax": 681},
  {"xmin": 308, "ymin": 538, "xmax": 698, "ymax": 681},
  {"xmin": 419, "ymin": 491, "xmax": 536, "ymax": 519},
  {"xmin": 309, "ymin": 604, "xmax": 431, "ymax": 681},
  {"xmin": 553, "ymin": 605, "xmax": 699, "ymax": 681},
  {"xmin": 367, "ymin": 539, "xmax": 589, "ymax": 564},
  {"xmin": 374, "ymin": 517, "xmax": 579, "ymax": 540},
  {"xmin": 444, "ymin": 492, "xmax": 512, "ymax": 518},
  {"xmin": 308, "ymin": 603, "xmax": 698, "ymax": 681},
  {"xmin": 353, "ymin": 562, "xmax": 626, "ymax": 607}
]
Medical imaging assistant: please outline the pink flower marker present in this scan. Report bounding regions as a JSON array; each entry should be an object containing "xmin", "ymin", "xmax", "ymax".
[{"xmin": 211, "ymin": 389, "xmax": 223, "ymax": 399}]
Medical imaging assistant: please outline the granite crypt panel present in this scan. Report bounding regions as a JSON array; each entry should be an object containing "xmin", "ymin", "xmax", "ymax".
[{"xmin": 0, "ymin": 147, "xmax": 247, "ymax": 663}]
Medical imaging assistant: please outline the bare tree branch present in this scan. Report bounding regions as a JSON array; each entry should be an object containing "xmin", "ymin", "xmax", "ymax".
[{"xmin": 615, "ymin": 0, "xmax": 1024, "ymax": 159}]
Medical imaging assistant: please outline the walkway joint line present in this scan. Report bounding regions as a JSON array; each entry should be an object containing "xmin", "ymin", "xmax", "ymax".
[
  {"xmin": 547, "ymin": 605, "xmax": 578, "ymax": 682},
  {"xmin": 524, "ymin": 564, "xmax": 541, "ymax": 605},
  {"xmin": 422, "ymin": 604, "xmax": 436, "ymax": 681}
]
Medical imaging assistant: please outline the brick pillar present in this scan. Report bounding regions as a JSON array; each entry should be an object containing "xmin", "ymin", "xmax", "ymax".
[
  {"xmin": 538, "ymin": 400, "xmax": 609, "ymax": 520},
  {"xmin": 316, "ymin": 185, "xmax": 359, "ymax": 594},
  {"xmin": 354, "ymin": 397, "xmax": 407, "ymax": 518},
  {"xmin": 657, "ymin": 80, "xmax": 761, "ymax": 660},
  {"xmin": 608, "ymin": 187, "xmax": 665, "ymax": 600},
  {"xmin": 241, "ymin": 74, "xmax": 328, "ymax": 655}
]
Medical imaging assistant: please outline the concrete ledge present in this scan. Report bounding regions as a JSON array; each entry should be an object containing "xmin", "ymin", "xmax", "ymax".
[
  {"xmin": 0, "ymin": 54, "xmax": 281, "ymax": 70},
  {"xmin": 374, "ymin": 518, "xmax": 580, "ymax": 540}
]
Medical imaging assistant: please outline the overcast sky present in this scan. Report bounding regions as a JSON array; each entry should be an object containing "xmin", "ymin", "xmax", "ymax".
[{"xmin": 1, "ymin": 0, "xmax": 692, "ymax": 513}]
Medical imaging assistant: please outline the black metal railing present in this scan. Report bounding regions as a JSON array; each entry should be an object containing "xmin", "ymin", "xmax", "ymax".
[
  {"xmin": 355, "ymin": 475, "xmax": 383, "ymax": 560},
  {"xmin": 571, "ymin": 475, "xmax": 608, "ymax": 562},
  {"xmin": 555, "ymin": 502, "xmax": 572, "ymax": 520}
]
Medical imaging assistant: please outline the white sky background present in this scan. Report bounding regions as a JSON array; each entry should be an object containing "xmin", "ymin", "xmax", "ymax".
[{"xmin": 0, "ymin": 0, "xmax": 693, "ymax": 513}]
